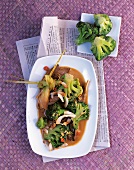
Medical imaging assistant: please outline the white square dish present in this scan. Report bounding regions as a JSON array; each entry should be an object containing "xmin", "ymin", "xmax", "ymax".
[
  {"xmin": 77, "ymin": 13, "xmax": 122, "ymax": 57},
  {"xmin": 26, "ymin": 55, "xmax": 98, "ymax": 158}
]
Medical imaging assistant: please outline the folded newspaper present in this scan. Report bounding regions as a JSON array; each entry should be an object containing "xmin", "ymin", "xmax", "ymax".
[{"xmin": 16, "ymin": 16, "xmax": 111, "ymax": 163}]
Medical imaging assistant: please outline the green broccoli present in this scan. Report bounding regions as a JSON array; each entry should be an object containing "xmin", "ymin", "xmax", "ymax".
[
  {"xmin": 59, "ymin": 73, "xmax": 83, "ymax": 102},
  {"xmin": 66, "ymin": 101, "xmax": 77, "ymax": 113},
  {"xmin": 72, "ymin": 102, "xmax": 90, "ymax": 129},
  {"xmin": 46, "ymin": 102, "xmax": 65, "ymax": 120},
  {"xmin": 44, "ymin": 124, "xmax": 69, "ymax": 148},
  {"xmin": 91, "ymin": 36, "xmax": 116, "ymax": 61},
  {"xmin": 36, "ymin": 117, "xmax": 47, "ymax": 129},
  {"xmin": 76, "ymin": 21, "xmax": 99, "ymax": 45},
  {"xmin": 94, "ymin": 14, "xmax": 112, "ymax": 35}
]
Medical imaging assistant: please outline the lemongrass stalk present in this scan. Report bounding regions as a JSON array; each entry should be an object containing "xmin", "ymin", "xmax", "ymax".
[
  {"xmin": 49, "ymin": 49, "xmax": 66, "ymax": 77},
  {"xmin": 5, "ymin": 80, "xmax": 38, "ymax": 84}
]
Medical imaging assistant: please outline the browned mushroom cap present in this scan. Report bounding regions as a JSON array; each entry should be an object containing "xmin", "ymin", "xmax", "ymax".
[{"xmin": 48, "ymin": 96, "xmax": 59, "ymax": 105}]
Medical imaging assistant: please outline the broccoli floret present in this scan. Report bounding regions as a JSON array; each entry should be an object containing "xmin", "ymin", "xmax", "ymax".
[
  {"xmin": 76, "ymin": 21, "xmax": 99, "ymax": 45},
  {"xmin": 91, "ymin": 36, "xmax": 116, "ymax": 61},
  {"xmin": 44, "ymin": 125, "xmax": 68, "ymax": 148},
  {"xmin": 94, "ymin": 14, "xmax": 112, "ymax": 35},
  {"xmin": 59, "ymin": 73, "xmax": 83, "ymax": 102},
  {"xmin": 36, "ymin": 117, "xmax": 47, "ymax": 129},
  {"xmin": 46, "ymin": 102, "xmax": 65, "ymax": 120},
  {"xmin": 73, "ymin": 102, "xmax": 90, "ymax": 129},
  {"xmin": 66, "ymin": 101, "xmax": 77, "ymax": 113},
  {"xmin": 71, "ymin": 78, "xmax": 83, "ymax": 95}
]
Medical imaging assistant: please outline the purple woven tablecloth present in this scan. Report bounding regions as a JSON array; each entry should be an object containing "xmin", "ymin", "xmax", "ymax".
[{"xmin": 0, "ymin": 0, "xmax": 134, "ymax": 169}]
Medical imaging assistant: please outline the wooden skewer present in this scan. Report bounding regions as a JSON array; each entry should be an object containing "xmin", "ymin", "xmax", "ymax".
[
  {"xmin": 49, "ymin": 49, "xmax": 66, "ymax": 77},
  {"xmin": 5, "ymin": 80, "xmax": 38, "ymax": 84}
]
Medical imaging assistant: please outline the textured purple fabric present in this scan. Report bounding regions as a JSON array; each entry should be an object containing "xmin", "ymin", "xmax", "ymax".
[{"xmin": 0, "ymin": 0, "xmax": 134, "ymax": 169}]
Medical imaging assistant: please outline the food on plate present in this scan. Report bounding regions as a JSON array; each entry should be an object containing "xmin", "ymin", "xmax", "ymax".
[
  {"xmin": 36, "ymin": 61, "xmax": 90, "ymax": 151},
  {"xmin": 76, "ymin": 13, "xmax": 116, "ymax": 60},
  {"xmin": 36, "ymin": 117, "xmax": 47, "ymax": 129},
  {"xmin": 75, "ymin": 21, "xmax": 99, "ymax": 45},
  {"xmin": 94, "ymin": 14, "xmax": 112, "ymax": 35},
  {"xmin": 91, "ymin": 36, "xmax": 116, "ymax": 61}
]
